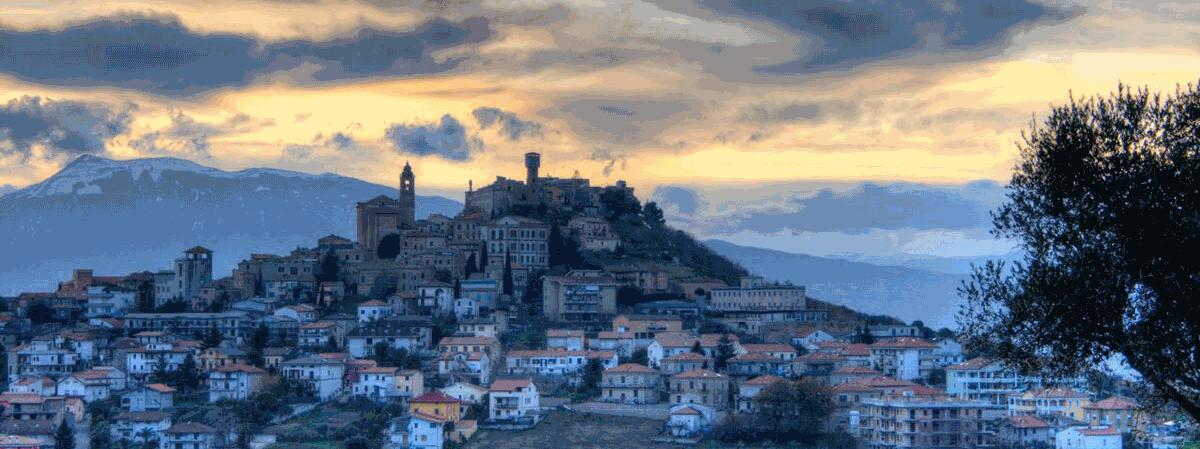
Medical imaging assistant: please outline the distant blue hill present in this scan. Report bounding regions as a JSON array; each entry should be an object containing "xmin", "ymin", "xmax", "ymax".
[
  {"xmin": 0, "ymin": 155, "xmax": 461, "ymax": 294},
  {"xmin": 704, "ymin": 239, "xmax": 968, "ymax": 328}
]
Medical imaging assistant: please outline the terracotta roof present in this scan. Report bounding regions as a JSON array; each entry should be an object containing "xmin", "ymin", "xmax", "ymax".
[
  {"xmin": 869, "ymin": 337, "xmax": 938, "ymax": 349},
  {"xmin": 116, "ymin": 411, "xmax": 171, "ymax": 422},
  {"xmin": 1011, "ymin": 415, "xmax": 1051, "ymax": 429},
  {"xmin": 490, "ymin": 378, "xmax": 533, "ymax": 392},
  {"xmin": 744, "ymin": 375, "xmax": 788, "ymax": 386},
  {"xmin": 1028, "ymin": 386, "xmax": 1089, "ymax": 399},
  {"xmin": 361, "ymin": 367, "xmax": 398, "ymax": 375},
  {"xmin": 796, "ymin": 352, "xmax": 846, "ymax": 363},
  {"xmin": 167, "ymin": 422, "xmax": 216, "ymax": 434},
  {"xmin": 1087, "ymin": 396, "xmax": 1138, "ymax": 410},
  {"xmin": 596, "ymin": 331, "xmax": 634, "ymax": 339},
  {"xmin": 439, "ymin": 336, "xmax": 498, "ymax": 346},
  {"xmin": 410, "ymin": 410, "xmax": 449, "ymax": 424},
  {"xmin": 834, "ymin": 366, "xmax": 881, "ymax": 375},
  {"xmin": 729, "ymin": 352, "xmax": 781, "ymax": 363},
  {"xmin": 300, "ymin": 321, "xmax": 336, "ymax": 329},
  {"xmin": 214, "ymin": 364, "xmax": 266, "ymax": 374},
  {"xmin": 605, "ymin": 363, "xmax": 657, "ymax": 374},
  {"xmin": 1076, "ymin": 426, "xmax": 1120, "ymax": 436},
  {"xmin": 672, "ymin": 406, "xmax": 702, "ymax": 416},
  {"xmin": 359, "ymin": 300, "xmax": 388, "ymax": 307},
  {"xmin": 507, "ymin": 350, "xmax": 615, "ymax": 360},
  {"xmin": 672, "ymin": 369, "xmax": 725, "ymax": 380},
  {"xmin": 411, "ymin": 391, "xmax": 461, "ymax": 404},
  {"xmin": 663, "ymin": 352, "xmax": 708, "ymax": 362},
  {"xmin": 145, "ymin": 383, "xmax": 176, "ymax": 393},
  {"xmin": 742, "ymin": 343, "xmax": 797, "ymax": 354},
  {"xmin": 947, "ymin": 357, "xmax": 998, "ymax": 371}
]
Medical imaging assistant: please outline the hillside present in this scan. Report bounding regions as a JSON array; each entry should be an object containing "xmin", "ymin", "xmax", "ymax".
[
  {"xmin": 0, "ymin": 155, "xmax": 461, "ymax": 294},
  {"xmin": 705, "ymin": 239, "xmax": 967, "ymax": 328}
]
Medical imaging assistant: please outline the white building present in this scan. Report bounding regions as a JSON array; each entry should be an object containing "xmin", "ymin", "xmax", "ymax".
[
  {"xmin": 407, "ymin": 412, "xmax": 447, "ymax": 449},
  {"xmin": 357, "ymin": 300, "xmax": 393, "ymax": 323},
  {"xmin": 122, "ymin": 383, "xmax": 176, "ymax": 411},
  {"xmin": 488, "ymin": 378, "xmax": 539, "ymax": 424},
  {"xmin": 546, "ymin": 329, "xmax": 586, "ymax": 351},
  {"xmin": 503, "ymin": 350, "xmax": 618, "ymax": 377},
  {"xmin": 207, "ymin": 364, "xmax": 266, "ymax": 402},
  {"xmin": 281, "ymin": 357, "xmax": 345, "ymax": 401},
  {"xmin": 161, "ymin": 422, "xmax": 218, "ymax": 449},
  {"xmin": 1057, "ymin": 426, "xmax": 1122, "ymax": 449},
  {"xmin": 867, "ymin": 338, "xmax": 938, "ymax": 382},
  {"xmin": 110, "ymin": 411, "xmax": 172, "ymax": 445},
  {"xmin": 86, "ymin": 285, "xmax": 137, "ymax": 318}
]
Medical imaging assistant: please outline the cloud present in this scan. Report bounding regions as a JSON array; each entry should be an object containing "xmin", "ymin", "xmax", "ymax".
[
  {"xmin": 0, "ymin": 96, "xmax": 134, "ymax": 160},
  {"xmin": 651, "ymin": 185, "xmax": 708, "ymax": 216},
  {"xmin": 283, "ymin": 144, "xmax": 313, "ymax": 160},
  {"xmin": 556, "ymin": 98, "xmax": 692, "ymax": 144},
  {"xmin": 472, "ymin": 107, "xmax": 542, "ymax": 140},
  {"xmin": 0, "ymin": 15, "xmax": 492, "ymax": 96},
  {"xmin": 131, "ymin": 110, "xmax": 274, "ymax": 158},
  {"xmin": 698, "ymin": 0, "xmax": 1076, "ymax": 73},
  {"xmin": 384, "ymin": 114, "xmax": 480, "ymax": 161},
  {"xmin": 329, "ymin": 132, "xmax": 355, "ymax": 150}
]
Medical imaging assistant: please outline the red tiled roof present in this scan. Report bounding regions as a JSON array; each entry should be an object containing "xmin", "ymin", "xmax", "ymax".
[
  {"xmin": 215, "ymin": 364, "xmax": 266, "ymax": 374},
  {"xmin": 547, "ymin": 329, "xmax": 585, "ymax": 338},
  {"xmin": 605, "ymin": 363, "xmax": 656, "ymax": 374},
  {"xmin": 673, "ymin": 369, "xmax": 725, "ymax": 380},
  {"xmin": 663, "ymin": 352, "xmax": 707, "ymax": 362},
  {"xmin": 412, "ymin": 391, "xmax": 461, "ymax": 404},
  {"xmin": 145, "ymin": 383, "xmax": 176, "ymax": 393},
  {"xmin": 411, "ymin": 410, "xmax": 449, "ymax": 424},
  {"xmin": 742, "ymin": 343, "xmax": 796, "ymax": 354},
  {"xmin": 490, "ymin": 378, "xmax": 533, "ymax": 392},
  {"xmin": 869, "ymin": 337, "xmax": 938, "ymax": 349},
  {"xmin": 1076, "ymin": 426, "xmax": 1120, "ymax": 436},
  {"xmin": 947, "ymin": 357, "xmax": 998, "ymax": 371},
  {"xmin": 1087, "ymin": 396, "xmax": 1138, "ymax": 410},
  {"xmin": 1011, "ymin": 415, "xmax": 1051, "ymax": 429},
  {"xmin": 744, "ymin": 375, "xmax": 788, "ymax": 386},
  {"xmin": 834, "ymin": 366, "xmax": 881, "ymax": 375}
]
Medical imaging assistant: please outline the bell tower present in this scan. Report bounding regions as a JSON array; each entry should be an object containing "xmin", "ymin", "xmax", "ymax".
[{"xmin": 399, "ymin": 162, "xmax": 416, "ymax": 226}]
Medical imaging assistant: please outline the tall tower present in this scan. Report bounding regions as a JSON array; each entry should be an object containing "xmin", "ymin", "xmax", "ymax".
[
  {"xmin": 525, "ymin": 152, "xmax": 541, "ymax": 186},
  {"xmin": 176, "ymin": 246, "xmax": 212, "ymax": 301},
  {"xmin": 399, "ymin": 162, "xmax": 416, "ymax": 226}
]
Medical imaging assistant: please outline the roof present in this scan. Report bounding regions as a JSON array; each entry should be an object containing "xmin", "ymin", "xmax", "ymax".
[
  {"xmin": 672, "ymin": 369, "xmax": 725, "ymax": 380},
  {"xmin": 410, "ymin": 391, "xmax": 461, "ymax": 404},
  {"xmin": 439, "ymin": 336, "xmax": 498, "ymax": 346},
  {"xmin": 834, "ymin": 366, "xmax": 881, "ymax": 375},
  {"xmin": 605, "ymin": 363, "xmax": 657, "ymax": 374},
  {"xmin": 167, "ymin": 422, "xmax": 217, "ymax": 434},
  {"xmin": 145, "ymin": 383, "xmax": 176, "ymax": 393},
  {"xmin": 1087, "ymin": 396, "xmax": 1138, "ymax": 410},
  {"xmin": 1028, "ymin": 386, "xmax": 1089, "ymax": 399},
  {"xmin": 947, "ymin": 357, "xmax": 999, "ymax": 371},
  {"xmin": 744, "ymin": 375, "xmax": 788, "ymax": 386},
  {"xmin": 361, "ymin": 367, "xmax": 399, "ymax": 375},
  {"xmin": 547, "ymin": 329, "xmax": 585, "ymax": 338},
  {"xmin": 672, "ymin": 406, "xmax": 702, "ymax": 416},
  {"xmin": 869, "ymin": 337, "xmax": 938, "ymax": 350},
  {"xmin": 1075, "ymin": 426, "xmax": 1121, "ymax": 436},
  {"xmin": 596, "ymin": 331, "xmax": 634, "ymax": 339},
  {"xmin": 663, "ymin": 352, "xmax": 708, "ymax": 362},
  {"xmin": 184, "ymin": 246, "xmax": 213, "ymax": 254},
  {"xmin": 490, "ymin": 378, "xmax": 534, "ymax": 392},
  {"xmin": 730, "ymin": 353, "xmax": 781, "ymax": 363},
  {"xmin": 115, "ymin": 411, "xmax": 171, "ymax": 422},
  {"xmin": 410, "ymin": 410, "xmax": 449, "ymax": 424},
  {"xmin": 359, "ymin": 300, "xmax": 388, "ymax": 307},
  {"xmin": 1011, "ymin": 415, "xmax": 1051, "ymax": 429},
  {"xmin": 214, "ymin": 364, "xmax": 266, "ymax": 374},
  {"xmin": 507, "ymin": 350, "xmax": 615, "ymax": 360},
  {"xmin": 742, "ymin": 343, "xmax": 796, "ymax": 354}
]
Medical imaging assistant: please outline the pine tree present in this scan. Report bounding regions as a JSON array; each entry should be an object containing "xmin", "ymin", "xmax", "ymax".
[
  {"xmin": 502, "ymin": 252, "xmax": 514, "ymax": 296},
  {"xmin": 55, "ymin": 419, "xmax": 74, "ymax": 449},
  {"xmin": 178, "ymin": 354, "xmax": 200, "ymax": 390},
  {"xmin": 202, "ymin": 325, "xmax": 223, "ymax": 349},
  {"xmin": 464, "ymin": 253, "xmax": 477, "ymax": 277},
  {"xmin": 319, "ymin": 251, "xmax": 341, "ymax": 283},
  {"xmin": 715, "ymin": 334, "xmax": 736, "ymax": 372}
]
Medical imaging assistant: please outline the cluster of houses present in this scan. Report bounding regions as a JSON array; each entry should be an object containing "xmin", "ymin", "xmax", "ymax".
[{"xmin": 0, "ymin": 155, "xmax": 1184, "ymax": 449}]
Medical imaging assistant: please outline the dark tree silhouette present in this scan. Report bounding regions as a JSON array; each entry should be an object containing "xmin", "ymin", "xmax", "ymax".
[
  {"xmin": 959, "ymin": 83, "xmax": 1200, "ymax": 420},
  {"xmin": 479, "ymin": 243, "xmax": 489, "ymax": 271},
  {"xmin": 318, "ymin": 251, "xmax": 340, "ymax": 283},
  {"xmin": 464, "ymin": 253, "xmax": 477, "ymax": 277},
  {"xmin": 376, "ymin": 234, "xmax": 401, "ymax": 259},
  {"xmin": 502, "ymin": 252, "xmax": 514, "ymax": 296},
  {"xmin": 642, "ymin": 201, "xmax": 665, "ymax": 225}
]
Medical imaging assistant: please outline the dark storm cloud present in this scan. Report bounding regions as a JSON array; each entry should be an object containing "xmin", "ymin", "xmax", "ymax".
[
  {"xmin": 698, "ymin": 0, "xmax": 1076, "ymax": 73},
  {"xmin": 0, "ymin": 96, "xmax": 134, "ymax": 160},
  {"xmin": 0, "ymin": 15, "xmax": 492, "ymax": 96},
  {"xmin": 472, "ymin": 107, "xmax": 543, "ymax": 140},
  {"xmin": 384, "ymin": 114, "xmax": 480, "ymax": 161}
]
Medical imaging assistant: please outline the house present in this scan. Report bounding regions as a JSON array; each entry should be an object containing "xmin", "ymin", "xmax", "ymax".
[
  {"xmin": 298, "ymin": 321, "xmax": 341, "ymax": 349},
  {"xmin": 459, "ymin": 278, "xmax": 500, "ymax": 312},
  {"xmin": 727, "ymin": 352, "xmax": 792, "ymax": 377},
  {"xmin": 85, "ymin": 285, "xmax": 136, "ymax": 318},
  {"xmin": 503, "ymin": 350, "xmax": 618, "ymax": 378},
  {"xmin": 452, "ymin": 297, "xmax": 479, "ymax": 319},
  {"xmin": 354, "ymin": 367, "xmax": 401, "ymax": 402},
  {"xmin": 395, "ymin": 370, "xmax": 425, "ymax": 403},
  {"xmin": 109, "ymin": 411, "xmax": 171, "ymax": 444},
  {"xmin": 947, "ymin": 357, "xmax": 1045, "ymax": 406},
  {"xmin": 281, "ymin": 357, "xmax": 345, "ymax": 400},
  {"xmin": 409, "ymin": 391, "xmax": 462, "ymax": 423},
  {"xmin": 858, "ymin": 394, "xmax": 1002, "ymax": 448},
  {"xmin": 669, "ymin": 369, "xmax": 731, "ymax": 411},
  {"xmin": 121, "ymin": 384, "xmax": 175, "ymax": 411},
  {"xmin": 611, "ymin": 314, "xmax": 683, "ymax": 343},
  {"xmin": 438, "ymin": 336, "xmax": 501, "ymax": 360},
  {"xmin": 667, "ymin": 404, "xmax": 715, "ymax": 437},
  {"xmin": 6, "ymin": 339, "xmax": 79, "ymax": 383},
  {"xmin": 407, "ymin": 412, "xmax": 447, "ymax": 449},
  {"xmin": 588, "ymin": 332, "xmax": 634, "ymax": 358},
  {"xmin": 1056, "ymin": 426, "xmax": 1122, "ymax": 449},
  {"xmin": 55, "ymin": 371, "xmax": 116, "ymax": 403},
  {"xmin": 207, "ymin": 364, "xmax": 267, "ymax": 402},
  {"xmin": 791, "ymin": 327, "xmax": 837, "ymax": 351},
  {"xmin": 261, "ymin": 347, "xmax": 293, "ymax": 370},
  {"xmin": 274, "ymin": 304, "xmax": 317, "ymax": 323},
  {"xmin": 741, "ymin": 343, "xmax": 798, "ymax": 362},
  {"xmin": 437, "ymin": 351, "xmax": 491, "ymax": 386},
  {"xmin": 830, "ymin": 366, "xmax": 883, "ymax": 385},
  {"xmin": 546, "ymin": 329, "xmax": 586, "ymax": 351},
  {"xmin": 541, "ymin": 271, "xmax": 620, "ymax": 323},
  {"xmin": 647, "ymin": 333, "xmax": 741, "ymax": 368},
  {"xmin": 347, "ymin": 319, "xmax": 431, "ymax": 359},
  {"xmin": 1009, "ymin": 386, "xmax": 1093, "ymax": 420},
  {"xmin": 933, "ymin": 338, "xmax": 965, "ymax": 367},
  {"xmin": 455, "ymin": 319, "xmax": 497, "ymax": 338},
  {"xmin": 600, "ymin": 363, "xmax": 659, "ymax": 404},
  {"xmin": 161, "ymin": 422, "xmax": 218, "ymax": 449},
  {"xmin": 1002, "ymin": 415, "xmax": 1055, "ymax": 448},
  {"xmin": 488, "ymin": 378, "xmax": 539, "ymax": 425},
  {"xmin": 868, "ymin": 324, "xmax": 921, "ymax": 340},
  {"xmin": 792, "ymin": 352, "xmax": 847, "ymax": 379},
  {"xmin": 737, "ymin": 375, "xmax": 788, "ymax": 412},
  {"xmin": 661, "ymin": 352, "xmax": 708, "ymax": 375},
  {"xmin": 867, "ymin": 337, "xmax": 939, "ymax": 382},
  {"xmin": 1084, "ymin": 396, "xmax": 1144, "ymax": 434},
  {"xmin": 357, "ymin": 300, "xmax": 393, "ymax": 323},
  {"xmin": 441, "ymin": 383, "xmax": 488, "ymax": 416},
  {"xmin": 7, "ymin": 377, "xmax": 55, "ymax": 396},
  {"xmin": 198, "ymin": 346, "xmax": 249, "ymax": 372}
]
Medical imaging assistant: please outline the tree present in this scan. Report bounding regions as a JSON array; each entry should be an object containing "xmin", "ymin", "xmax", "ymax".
[
  {"xmin": 628, "ymin": 348, "xmax": 649, "ymax": 366},
  {"xmin": 464, "ymin": 253, "xmax": 477, "ymax": 277},
  {"xmin": 578, "ymin": 358, "xmax": 604, "ymax": 397},
  {"xmin": 376, "ymin": 233, "xmax": 401, "ymax": 260},
  {"xmin": 752, "ymin": 379, "xmax": 835, "ymax": 440},
  {"xmin": 177, "ymin": 354, "xmax": 200, "ymax": 390},
  {"xmin": 958, "ymin": 82, "xmax": 1200, "ymax": 421},
  {"xmin": 479, "ymin": 243, "xmax": 489, "ymax": 271},
  {"xmin": 642, "ymin": 201, "xmax": 665, "ymax": 225},
  {"xmin": 202, "ymin": 325, "xmax": 223, "ymax": 349},
  {"xmin": 502, "ymin": 252, "xmax": 514, "ymax": 296},
  {"xmin": 55, "ymin": 419, "xmax": 74, "ymax": 449},
  {"xmin": 690, "ymin": 341, "xmax": 704, "ymax": 355},
  {"xmin": 318, "ymin": 251, "xmax": 340, "ymax": 283},
  {"xmin": 715, "ymin": 334, "xmax": 736, "ymax": 372},
  {"xmin": 251, "ymin": 324, "xmax": 269, "ymax": 352}
]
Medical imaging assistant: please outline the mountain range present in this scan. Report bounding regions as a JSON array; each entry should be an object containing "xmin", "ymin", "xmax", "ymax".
[{"xmin": 0, "ymin": 155, "xmax": 460, "ymax": 295}]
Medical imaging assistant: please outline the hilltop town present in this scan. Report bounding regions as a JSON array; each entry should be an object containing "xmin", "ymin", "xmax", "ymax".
[{"xmin": 0, "ymin": 153, "xmax": 1184, "ymax": 449}]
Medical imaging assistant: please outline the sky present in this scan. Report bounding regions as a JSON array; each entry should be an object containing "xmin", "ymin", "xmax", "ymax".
[{"xmin": 2, "ymin": 0, "xmax": 1200, "ymax": 266}]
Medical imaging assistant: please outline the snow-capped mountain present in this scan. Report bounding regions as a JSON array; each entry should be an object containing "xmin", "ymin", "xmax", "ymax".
[{"xmin": 0, "ymin": 155, "xmax": 461, "ymax": 295}]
